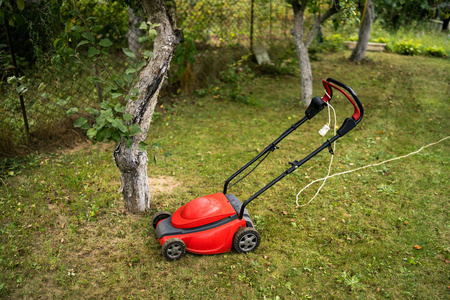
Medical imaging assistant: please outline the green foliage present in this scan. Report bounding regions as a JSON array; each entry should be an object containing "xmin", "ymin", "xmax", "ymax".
[
  {"xmin": 372, "ymin": 37, "xmax": 389, "ymax": 44},
  {"xmin": 60, "ymin": 0, "xmax": 128, "ymax": 47},
  {"xmin": 0, "ymin": 153, "xmax": 40, "ymax": 179},
  {"xmin": 177, "ymin": 0, "xmax": 245, "ymax": 43},
  {"xmin": 54, "ymin": 4, "xmax": 156, "ymax": 149},
  {"xmin": 68, "ymin": 101, "xmax": 142, "ymax": 146},
  {"xmin": 338, "ymin": 271, "xmax": 365, "ymax": 291},
  {"xmin": 217, "ymin": 55, "xmax": 256, "ymax": 104},
  {"xmin": 323, "ymin": 34, "xmax": 345, "ymax": 52},
  {"xmin": 1, "ymin": 0, "xmax": 65, "ymax": 69},
  {"xmin": 392, "ymin": 39, "xmax": 422, "ymax": 56},
  {"xmin": 173, "ymin": 37, "xmax": 197, "ymax": 79},
  {"xmin": 375, "ymin": 0, "xmax": 436, "ymax": 29},
  {"xmin": 423, "ymin": 46, "xmax": 448, "ymax": 58}
]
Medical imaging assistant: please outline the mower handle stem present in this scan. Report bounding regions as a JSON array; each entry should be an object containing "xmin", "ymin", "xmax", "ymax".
[{"xmin": 221, "ymin": 78, "xmax": 364, "ymax": 219}]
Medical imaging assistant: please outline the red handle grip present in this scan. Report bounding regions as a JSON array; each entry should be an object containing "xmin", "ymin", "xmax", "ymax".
[{"xmin": 321, "ymin": 80, "xmax": 361, "ymax": 121}]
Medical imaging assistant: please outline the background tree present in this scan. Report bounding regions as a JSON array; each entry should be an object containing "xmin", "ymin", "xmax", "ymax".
[
  {"xmin": 349, "ymin": 0, "xmax": 374, "ymax": 63},
  {"xmin": 375, "ymin": 0, "xmax": 437, "ymax": 29},
  {"xmin": 290, "ymin": 0, "xmax": 346, "ymax": 106}
]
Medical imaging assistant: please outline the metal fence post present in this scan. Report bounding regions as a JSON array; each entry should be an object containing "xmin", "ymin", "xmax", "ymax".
[
  {"xmin": 4, "ymin": 19, "xmax": 31, "ymax": 144},
  {"xmin": 250, "ymin": 0, "xmax": 255, "ymax": 50}
]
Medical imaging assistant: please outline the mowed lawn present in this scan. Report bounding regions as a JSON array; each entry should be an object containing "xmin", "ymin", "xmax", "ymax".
[{"xmin": 0, "ymin": 52, "xmax": 449, "ymax": 299}]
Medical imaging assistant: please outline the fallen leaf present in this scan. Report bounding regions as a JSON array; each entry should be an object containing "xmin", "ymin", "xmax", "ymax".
[
  {"xmin": 282, "ymin": 211, "xmax": 288, "ymax": 215},
  {"xmin": 413, "ymin": 245, "xmax": 422, "ymax": 250}
]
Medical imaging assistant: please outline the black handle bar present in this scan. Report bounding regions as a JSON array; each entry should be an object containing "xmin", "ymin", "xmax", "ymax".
[
  {"xmin": 220, "ymin": 79, "xmax": 364, "ymax": 219},
  {"xmin": 324, "ymin": 78, "xmax": 364, "ymax": 125}
]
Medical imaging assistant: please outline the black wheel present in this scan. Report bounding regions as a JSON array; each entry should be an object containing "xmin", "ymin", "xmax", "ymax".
[
  {"xmin": 233, "ymin": 227, "xmax": 261, "ymax": 253},
  {"xmin": 162, "ymin": 238, "xmax": 186, "ymax": 261},
  {"xmin": 151, "ymin": 210, "xmax": 171, "ymax": 229}
]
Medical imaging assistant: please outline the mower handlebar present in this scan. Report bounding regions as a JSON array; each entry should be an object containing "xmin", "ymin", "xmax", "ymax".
[{"xmin": 323, "ymin": 78, "xmax": 364, "ymax": 124}]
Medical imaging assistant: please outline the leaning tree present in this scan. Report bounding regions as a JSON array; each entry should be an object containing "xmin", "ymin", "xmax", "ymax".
[
  {"xmin": 349, "ymin": 0, "xmax": 375, "ymax": 63},
  {"xmin": 113, "ymin": 0, "xmax": 183, "ymax": 213}
]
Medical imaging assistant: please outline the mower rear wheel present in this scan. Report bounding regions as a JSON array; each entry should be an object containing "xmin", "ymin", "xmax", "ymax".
[
  {"xmin": 162, "ymin": 238, "xmax": 186, "ymax": 261},
  {"xmin": 233, "ymin": 227, "xmax": 261, "ymax": 253},
  {"xmin": 151, "ymin": 210, "xmax": 171, "ymax": 229}
]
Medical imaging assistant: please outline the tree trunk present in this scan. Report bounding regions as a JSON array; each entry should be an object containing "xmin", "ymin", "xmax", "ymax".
[
  {"xmin": 294, "ymin": 39, "xmax": 313, "ymax": 106},
  {"xmin": 113, "ymin": 0, "xmax": 183, "ymax": 214},
  {"xmin": 291, "ymin": 1, "xmax": 312, "ymax": 106},
  {"xmin": 291, "ymin": 0, "xmax": 340, "ymax": 106},
  {"xmin": 349, "ymin": 0, "xmax": 375, "ymax": 63}
]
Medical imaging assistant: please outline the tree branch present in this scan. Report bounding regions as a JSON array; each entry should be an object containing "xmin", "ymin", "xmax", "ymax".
[{"xmin": 305, "ymin": 0, "xmax": 341, "ymax": 48}]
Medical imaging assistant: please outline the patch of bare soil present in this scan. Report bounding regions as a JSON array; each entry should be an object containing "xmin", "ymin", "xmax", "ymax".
[
  {"xmin": 59, "ymin": 140, "xmax": 115, "ymax": 155},
  {"xmin": 148, "ymin": 176, "xmax": 182, "ymax": 195}
]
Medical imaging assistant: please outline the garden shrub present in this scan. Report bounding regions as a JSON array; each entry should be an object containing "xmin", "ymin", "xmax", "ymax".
[
  {"xmin": 392, "ymin": 39, "xmax": 422, "ymax": 55},
  {"xmin": 323, "ymin": 34, "xmax": 345, "ymax": 52},
  {"xmin": 423, "ymin": 46, "xmax": 447, "ymax": 58}
]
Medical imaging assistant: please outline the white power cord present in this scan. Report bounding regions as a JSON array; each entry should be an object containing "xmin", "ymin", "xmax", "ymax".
[
  {"xmin": 296, "ymin": 135, "xmax": 450, "ymax": 207},
  {"xmin": 296, "ymin": 101, "xmax": 337, "ymax": 207}
]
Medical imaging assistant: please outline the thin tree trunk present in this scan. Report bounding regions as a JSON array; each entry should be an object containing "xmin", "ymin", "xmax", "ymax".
[
  {"xmin": 292, "ymin": 1, "xmax": 312, "ymax": 106},
  {"xmin": 113, "ymin": 0, "xmax": 183, "ymax": 214},
  {"xmin": 291, "ymin": 0, "xmax": 340, "ymax": 106},
  {"xmin": 349, "ymin": 0, "xmax": 374, "ymax": 63}
]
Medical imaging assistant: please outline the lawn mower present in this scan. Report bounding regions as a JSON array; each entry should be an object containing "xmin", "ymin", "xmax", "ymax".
[{"xmin": 151, "ymin": 78, "xmax": 364, "ymax": 260}]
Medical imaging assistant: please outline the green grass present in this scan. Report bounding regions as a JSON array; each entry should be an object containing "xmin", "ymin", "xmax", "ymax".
[
  {"xmin": 328, "ymin": 20, "xmax": 450, "ymax": 57},
  {"xmin": 370, "ymin": 24, "xmax": 450, "ymax": 55},
  {"xmin": 1, "ymin": 52, "xmax": 449, "ymax": 299}
]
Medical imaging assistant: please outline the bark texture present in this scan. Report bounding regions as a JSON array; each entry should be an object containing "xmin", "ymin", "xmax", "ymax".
[
  {"xmin": 113, "ymin": 0, "xmax": 183, "ymax": 213},
  {"xmin": 291, "ymin": 0, "xmax": 340, "ymax": 106},
  {"xmin": 349, "ymin": 0, "xmax": 375, "ymax": 63}
]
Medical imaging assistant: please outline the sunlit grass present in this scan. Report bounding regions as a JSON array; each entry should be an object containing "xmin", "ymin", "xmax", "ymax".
[{"xmin": 0, "ymin": 52, "xmax": 449, "ymax": 299}]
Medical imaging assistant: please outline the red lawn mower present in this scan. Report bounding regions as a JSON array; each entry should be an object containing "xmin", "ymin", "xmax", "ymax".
[{"xmin": 152, "ymin": 78, "xmax": 364, "ymax": 260}]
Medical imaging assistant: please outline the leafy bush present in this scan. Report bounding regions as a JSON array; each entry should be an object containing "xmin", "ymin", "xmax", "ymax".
[
  {"xmin": 218, "ymin": 55, "xmax": 256, "ymax": 104},
  {"xmin": 371, "ymin": 37, "xmax": 392, "ymax": 51},
  {"xmin": 323, "ymin": 34, "xmax": 345, "ymax": 52},
  {"xmin": 392, "ymin": 39, "xmax": 422, "ymax": 55},
  {"xmin": 372, "ymin": 37, "xmax": 389, "ymax": 44},
  {"xmin": 423, "ymin": 46, "xmax": 448, "ymax": 58},
  {"xmin": 60, "ymin": 0, "xmax": 129, "ymax": 48}
]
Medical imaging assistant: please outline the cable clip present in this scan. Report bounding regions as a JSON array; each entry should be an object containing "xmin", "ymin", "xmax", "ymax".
[
  {"xmin": 327, "ymin": 140, "xmax": 334, "ymax": 155},
  {"xmin": 270, "ymin": 144, "xmax": 280, "ymax": 152}
]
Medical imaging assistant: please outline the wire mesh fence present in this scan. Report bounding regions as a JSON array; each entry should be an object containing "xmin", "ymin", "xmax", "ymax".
[{"xmin": 0, "ymin": 0, "xmax": 293, "ymax": 157}]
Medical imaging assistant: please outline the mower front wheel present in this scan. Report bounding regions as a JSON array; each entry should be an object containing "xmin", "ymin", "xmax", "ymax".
[
  {"xmin": 151, "ymin": 210, "xmax": 171, "ymax": 229},
  {"xmin": 233, "ymin": 227, "xmax": 261, "ymax": 254},
  {"xmin": 162, "ymin": 238, "xmax": 186, "ymax": 261}
]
